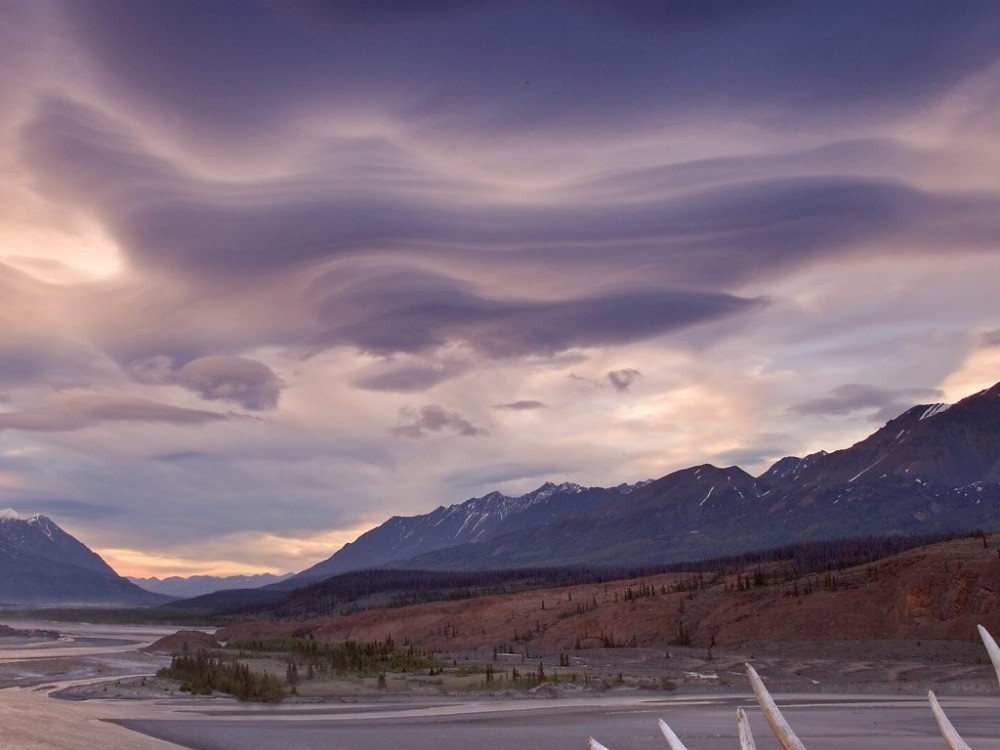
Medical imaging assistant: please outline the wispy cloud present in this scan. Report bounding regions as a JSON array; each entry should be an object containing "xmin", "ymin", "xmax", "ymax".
[{"xmin": 0, "ymin": 391, "xmax": 228, "ymax": 433}]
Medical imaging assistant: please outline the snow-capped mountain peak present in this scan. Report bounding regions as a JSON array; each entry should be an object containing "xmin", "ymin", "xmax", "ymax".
[
  {"xmin": 294, "ymin": 478, "xmax": 643, "ymax": 579},
  {"xmin": 523, "ymin": 481, "xmax": 584, "ymax": 503}
]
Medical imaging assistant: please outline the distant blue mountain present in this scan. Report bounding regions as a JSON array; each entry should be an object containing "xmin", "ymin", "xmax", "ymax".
[{"xmin": 128, "ymin": 572, "xmax": 293, "ymax": 599}]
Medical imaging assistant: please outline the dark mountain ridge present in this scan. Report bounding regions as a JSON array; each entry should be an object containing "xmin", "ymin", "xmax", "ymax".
[
  {"xmin": 775, "ymin": 385, "xmax": 1000, "ymax": 490},
  {"xmin": 0, "ymin": 511, "xmax": 170, "ymax": 606},
  {"xmin": 295, "ymin": 481, "xmax": 645, "ymax": 580},
  {"xmin": 295, "ymin": 383, "xmax": 1000, "ymax": 574}
]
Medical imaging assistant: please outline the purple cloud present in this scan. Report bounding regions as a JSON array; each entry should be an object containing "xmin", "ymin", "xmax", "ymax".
[
  {"xmin": 310, "ymin": 268, "xmax": 763, "ymax": 358},
  {"xmin": 2, "ymin": 0, "xmax": 1000, "ymax": 576},
  {"xmin": 352, "ymin": 360, "xmax": 470, "ymax": 393},
  {"xmin": 0, "ymin": 391, "xmax": 227, "ymax": 433},
  {"xmin": 607, "ymin": 369, "xmax": 642, "ymax": 392},
  {"xmin": 392, "ymin": 405, "xmax": 487, "ymax": 439},
  {"xmin": 176, "ymin": 356, "xmax": 282, "ymax": 411},
  {"xmin": 54, "ymin": 1, "xmax": 1000, "ymax": 142},
  {"xmin": 493, "ymin": 400, "xmax": 547, "ymax": 411},
  {"xmin": 22, "ymin": 100, "xmax": 1000, "ymax": 302},
  {"xmin": 125, "ymin": 355, "xmax": 282, "ymax": 410},
  {"xmin": 790, "ymin": 384, "xmax": 945, "ymax": 423}
]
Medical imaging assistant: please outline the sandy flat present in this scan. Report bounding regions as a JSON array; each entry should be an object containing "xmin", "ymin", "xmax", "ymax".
[{"xmin": 113, "ymin": 693, "xmax": 1000, "ymax": 750}]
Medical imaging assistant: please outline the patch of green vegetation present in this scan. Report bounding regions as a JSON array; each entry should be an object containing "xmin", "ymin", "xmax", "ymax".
[
  {"xmin": 158, "ymin": 651, "xmax": 284, "ymax": 702},
  {"xmin": 228, "ymin": 636, "xmax": 437, "ymax": 675}
]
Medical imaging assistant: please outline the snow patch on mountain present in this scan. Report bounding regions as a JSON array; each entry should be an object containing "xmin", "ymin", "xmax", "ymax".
[{"xmin": 919, "ymin": 403, "xmax": 951, "ymax": 420}]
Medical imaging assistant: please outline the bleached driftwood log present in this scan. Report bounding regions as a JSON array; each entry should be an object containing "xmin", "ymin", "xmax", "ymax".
[
  {"xmin": 978, "ymin": 624, "xmax": 1000, "ymax": 685},
  {"xmin": 744, "ymin": 663, "xmax": 807, "ymax": 750},
  {"xmin": 658, "ymin": 717, "xmax": 692, "ymax": 750},
  {"xmin": 586, "ymin": 625, "xmax": 1000, "ymax": 750},
  {"xmin": 929, "ymin": 690, "xmax": 974, "ymax": 750},
  {"xmin": 926, "ymin": 624, "xmax": 1000, "ymax": 750},
  {"xmin": 735, "ymin": 707, "xmax": 756, "ymax": 750}
]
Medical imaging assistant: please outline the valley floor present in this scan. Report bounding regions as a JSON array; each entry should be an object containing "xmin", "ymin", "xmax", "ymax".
[
  {"xmin": 56, "ymin": 638, "xmax": 1000, "ymax": 702},
  {"xmin": 2, "ymin": 618, "xmax": 1000, "ymax": 750}
]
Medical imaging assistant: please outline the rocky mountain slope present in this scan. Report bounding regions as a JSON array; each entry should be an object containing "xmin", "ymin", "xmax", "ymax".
[
  {"xmin": 295, "ymin": 481, "xmax": 645, "ymax": 580},
  {"xmin": 0, "ymin": 510, "xmax": 169, "ymax": 606}
]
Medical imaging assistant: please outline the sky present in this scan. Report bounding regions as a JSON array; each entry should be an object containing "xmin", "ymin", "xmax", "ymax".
[{"xmin": 1, "ymin": 0, "xmax": 1000, "ymax": 577}]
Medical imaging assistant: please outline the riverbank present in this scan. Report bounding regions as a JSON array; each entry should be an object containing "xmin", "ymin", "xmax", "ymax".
[
  {"xmin": 34, "ymin": 637, "xmax": 1000, "ymax": 704},
  {"xmin": 4, "ymin": 620, "xmax": 1000, "ymax": 750}
]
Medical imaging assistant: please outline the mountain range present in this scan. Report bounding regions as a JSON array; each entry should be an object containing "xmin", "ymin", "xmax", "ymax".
[
  {"xmin": 296, "ymin": 382, "xmax": 1000, "ymax": 575},
  {"xmin": 295, "ymin": 481, "xmax": 647, "ymax": 580},
  {"xmin": 0, "ymin": 510, "xmax": 167, "ymax": 606}
]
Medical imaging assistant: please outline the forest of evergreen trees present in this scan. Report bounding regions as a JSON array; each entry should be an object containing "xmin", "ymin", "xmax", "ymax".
[{"xmin": 158, "ymin": 651, "xmax": 285, "ymax": 701}]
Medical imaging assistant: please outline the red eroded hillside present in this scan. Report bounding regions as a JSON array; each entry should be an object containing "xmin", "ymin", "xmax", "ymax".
[{"xmin": 216, "ymin": 536, "xmax": 1000, "ymax": 651}]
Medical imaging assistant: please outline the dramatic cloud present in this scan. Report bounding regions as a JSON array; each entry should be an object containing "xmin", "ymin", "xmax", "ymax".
[
  {"xmin": 53, "ymin": 1, "xmax": 1000, "ymax": 142},
  {"xmin": 392, "ymin": 405, "xmax": 487, "ymax": 439},
  {"xmin": 1, "ymin": 1, "xmax": 999, "ymax": 575},
  {"xmin": 310, "ymin": 268, "xmax": 762, "ymax": 357},
  {"xmin": 22, "ymin": 103, "xmax": 1000, "ymax": 291}
]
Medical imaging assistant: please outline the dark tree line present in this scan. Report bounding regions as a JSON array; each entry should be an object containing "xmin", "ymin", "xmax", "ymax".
[{"xmin": 229, "ymin": 636, "xmax": 435, "ymax": 675}]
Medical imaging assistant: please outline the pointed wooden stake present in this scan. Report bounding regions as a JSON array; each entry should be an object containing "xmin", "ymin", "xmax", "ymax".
[
  {"xmin": 736, "ymin": 707, "xmax": 757, "ymax": 750},
  {"xmin": 745, "ymin": 664, "xmax": 807, "ymax": 750},
  {"xmin": 658, "ymin": 718, "xmax": 691, "ymax": 750},
  {"xmin": 978, "ymin": 625, "xmax": 1000, "ymax": 690},
  {"xmin": 928, "ymin": 691, "xmax": 974, "ymax": 750}
]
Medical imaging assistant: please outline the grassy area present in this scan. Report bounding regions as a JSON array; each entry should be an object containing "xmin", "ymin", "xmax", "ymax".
[
  {"xmin": 153, "ymin": 637, "xmax": 660, "ymax": 700},
  {"xmin": 158, "ymin": 651, "xmax": 285, "ymax": 701}
]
